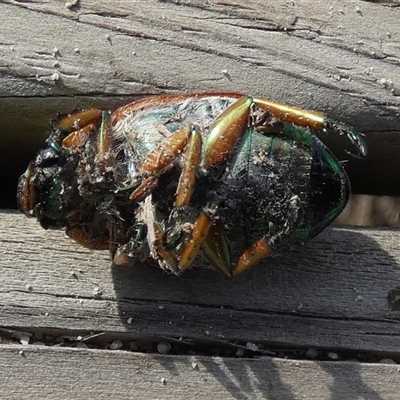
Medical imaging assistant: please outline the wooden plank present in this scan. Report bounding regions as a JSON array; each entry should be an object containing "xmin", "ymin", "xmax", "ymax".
[
  {"xmin": 0, "ymin": 0, "xmax": 399, "ymax": 196},
  {"xmin": 2, "ymin": 2, "xmax": 400, "ymax": 397},
  {"xmin": 2, "ymin": 210, "xmax": 400, "ymax": 353},
  {"xmin": 1, "ymin": 344, "xmax": 400, "ymax": 400}
]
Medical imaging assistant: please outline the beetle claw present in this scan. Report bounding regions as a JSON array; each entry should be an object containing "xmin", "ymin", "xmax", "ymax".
[{"xmin": 324, "ymin": 119, "xmax": 367, "ymax": 158}]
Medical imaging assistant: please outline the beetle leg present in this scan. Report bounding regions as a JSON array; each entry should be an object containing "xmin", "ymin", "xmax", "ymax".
[
  {"xmin": 152, "ymin": 222, "xmax": 180, "ymax": 273},
  {"xmin": 65, "ymin": 225, "xmax": 109, "ymax": 250},
  {"xmin": 131, "ymin": 125, "xmax": 203, "ymax": 209},
  {"xmin": 17, "ymin": 162, "xmax": 37, "ymax": 217},
  {"xmin": 54, "ymin": 109, "xmax": 103, "ymax": 148},
  {"xmin": 129, "ymin": 176, "xmax": 159, "ymax": 202},
  {"xmin": 174, "ymin": 127, "xmax": 202, "ymax": 207},
  {"xmin": 178, "ymin": 211, "xmax": 213, "ymax": 271},
  {"xmin": 155, "ymin": 127, "xmax": 202, "ymax": 252},
  {"xmin": 324, "ymin": 119, "xmax": 367, "ymax": 158},
  {"xmin": 202, "ymin": 96, "xmax": 253, "ymax": 170},
  {"xmin": 232, "ymin": 238, "xmax": 275, "ymax": 277},
  {"xmin": 253, "ymin": 97, "xmax": 367, "ymax": 158},
  {"xmin": 62, "ymin": 123, "xmax": 99, "ymax": 148},
  {"xmin": 139, "ymin": 125, "xmax": 191, "ymax": 174},
  {"xmin": 201, "ymin": 221, "xmax": 232, "ymax": 278},
  {"xmin": 95, "ymin": 111, "xmax": 114, "ymax": 169},
  {"xmin": 201, "ymin": 95, "xmax": 323, "ymax": 171},
  {"xmin": 253, "ymin": 97, "xmax": 325, "ymax": 130},
  {"xmin": 129, "ymin": 125, "xmax": 191, "ymax": 202},
  {"xmin": 56, "ymin": 109, "xmax": 103, "ymax": 134}
]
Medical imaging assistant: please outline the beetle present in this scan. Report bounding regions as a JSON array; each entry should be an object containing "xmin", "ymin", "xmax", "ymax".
[{"xmin": 17, "ymin": 92, "xmax": 367, "ymax": 277}]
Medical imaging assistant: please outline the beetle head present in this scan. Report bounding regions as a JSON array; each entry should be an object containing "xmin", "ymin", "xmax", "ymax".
[{"xmin": 17, "ymin": 138, "xmax": 81, "ymax": 230}]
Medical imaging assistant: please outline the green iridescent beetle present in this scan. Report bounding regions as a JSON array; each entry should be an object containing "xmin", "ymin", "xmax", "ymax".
[{"xmin": 17, "ymin": 93, "xmax": 367, "ymax": 277}]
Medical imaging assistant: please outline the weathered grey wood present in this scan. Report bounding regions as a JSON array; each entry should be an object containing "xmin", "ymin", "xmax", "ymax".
[
  {"xmin": 0, "ymin": 0, "xmax": 399, "ymax": 196},
  {"xmin": 2, "ymin": 2, "xmax": 400, "ymax": 397},
  {"xmin": 2, "ymin": 210, "xmax": 400, "ymax": 353},
  {"xmin": 1, "ymin": 344, "xmax": 400, "ymax": 400}
]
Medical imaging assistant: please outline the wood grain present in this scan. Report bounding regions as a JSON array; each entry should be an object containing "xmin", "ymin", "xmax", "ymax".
[
  {"xmin": 0, "ymin": 0, "xmax": 399, "ymax": 196},
  {"xmin": 1, "ymin": 344, "xmax": 400, "ymax": 400},
  {"xmin": 2, "ymin": 210, "xmax": 400, "ymax": 353}
]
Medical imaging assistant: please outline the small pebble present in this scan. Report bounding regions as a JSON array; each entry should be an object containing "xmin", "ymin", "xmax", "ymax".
[
  {"xmin": 157, "ymin": 341, "xmax": 171, "ymax": 354},
  {"xmin": 110, "ymin": 340, "xmax": 123, "ymax": 350},
  {"xmin": 92, "ymin": 287, "xmax": 102, "ymax": 297},
  {"xmin": 19, "ymin": 335, "xmax": 30, "ymax": 346},
  {"xmin": 50, "ymin": 72, "xmax": 60, "ymax": 82},
  {"xmin": 327, "ymin": 352, "xmax": 339, "ymax": 360},
  {"xmin": 246, "ymin": 342, "xmax": 258, "ymax": 352},
  {"xmin": 306, "ymin": 348, "xmax": 319, "ymax": 359},
  {"xmin": 65, "ymin": 0, "xmax": 79, "ymax": 9}
]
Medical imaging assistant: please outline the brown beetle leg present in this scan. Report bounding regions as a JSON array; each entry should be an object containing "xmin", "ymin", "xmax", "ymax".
[
  {"xmin": 65, "ymin": 225, "xmax": 109, "ymax": 250},
  {"xmin": 131, "ymin": 125, "xmax": 202, "ymax": 209},
  {"xmin": 139, "ymin": 125, "xmax": 191, "ymax": 174},
  {"xmin": 253, "ymin": 97, "xmax": 325, "ymax": 130},
  {"xmin": 178, "ymin": 211, "xmax": 213, "ymax": 271},
  {"xmin": 17, "ymin": 162, "xmax": 37, "ymax": 217},
  {"xmin": 95, "ymin": 111, "xmax": 114, "ymax": 168},
  {"xmin": 62, "ymin": 123, "xmax": 98, "ymax": 148},
  {"xmin": 174, "ymin": 127, "xmax": 202, "ymax": 208},
  {"xmin": 202, "ymin": 96, "xmax": 253, "ymax": 170},
  {"xmin": 129, "ymin": 176, "xmax": 159, "ymax": 202},
  {"xmin": 56, "ymin": 109, "xmax": 103, "ymax": 133},
  {"xmin": 129, "ymin": 126, "xmax": 190, "ymax": 202},
  {"xmin": 202, "ymin": 96, "xmax": 326, "ymax": 174},
  {"xmin": 232, "ymin": 238, "xmax": 274, "ymax": 277}
]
